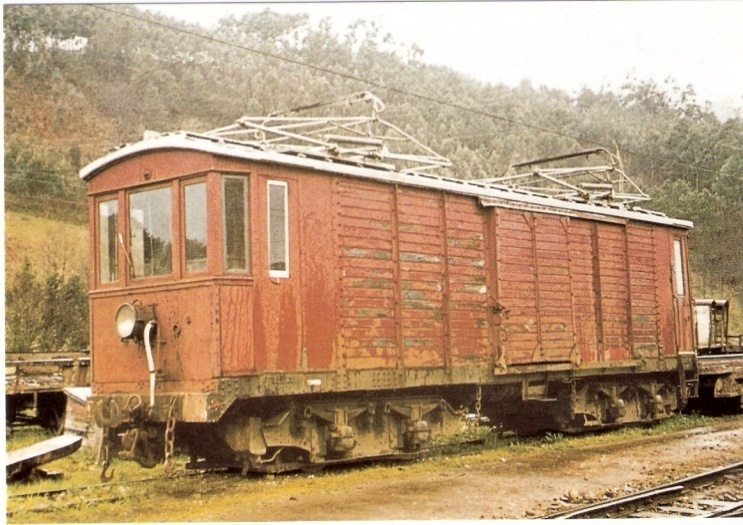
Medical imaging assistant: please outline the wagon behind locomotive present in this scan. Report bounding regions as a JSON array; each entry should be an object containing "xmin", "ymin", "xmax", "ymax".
[
  {"xmin": 5, "ymin": 351, "xmax": 90, "ymax": 433},
  {"xmin": 81, "ymin": 107, "xmax": 697, "ymax": 472},
  {"xmin": 693, "ymin": 299, "xmax": 743, "ymax": 408}
]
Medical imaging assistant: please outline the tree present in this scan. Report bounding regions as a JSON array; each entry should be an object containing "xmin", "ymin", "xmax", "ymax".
[{"xmin": 5, "ymin": 259, "xmax": 43, "ymax": 352}]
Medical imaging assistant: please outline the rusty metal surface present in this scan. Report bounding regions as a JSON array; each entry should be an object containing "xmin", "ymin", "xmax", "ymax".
[
  {"xmin": 698, "ymin": 355, "xmax": 743, "ymax": 375},
  {"xmin": 89, "ymin": 354, "xmax": 693, "ymax": 426},
  {"xmin": 6, "ymin": 434, "xmax": 82, "ymax": 481}
]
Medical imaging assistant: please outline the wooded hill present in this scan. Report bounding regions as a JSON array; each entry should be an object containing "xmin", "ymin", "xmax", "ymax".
[{"xmin": 4, "ymin": 4, "xmax": 742, "ymax": 351}]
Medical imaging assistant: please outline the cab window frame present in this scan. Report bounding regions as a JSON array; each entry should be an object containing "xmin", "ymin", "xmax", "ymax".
[
  {"xmin": 672, "ymin": 237, "xmax": 687, "ymax": 297},
  {"xmin": 127, "ymin": 183, "xmax": 174, "ymax": 280},
  {"xmin": 222, "ymin": 175, "xmax": 251, "ymax": 274},
  {"xmin": 267, "ymin": 180, "xmax": 289, "ymax": 279},
  {"xmin": 182, "ymin": 178, "xmax": 208, "ymax": 275},
  {"xmin": 96, "ymin": 194, "xmax": 121, "ymax": 286}
]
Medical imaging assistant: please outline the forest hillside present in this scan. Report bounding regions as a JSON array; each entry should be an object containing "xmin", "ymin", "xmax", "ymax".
[{"xmin": 4, "ymin": 4, "xmax": 742, "ymax": 351}]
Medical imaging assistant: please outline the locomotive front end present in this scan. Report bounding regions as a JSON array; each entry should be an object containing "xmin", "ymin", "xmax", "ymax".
[{"xmin": 83, "ymin": 137, "xmax": 245, "ymax": 473}]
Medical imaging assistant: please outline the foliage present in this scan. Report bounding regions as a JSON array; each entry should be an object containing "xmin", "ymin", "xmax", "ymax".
[
  {"xmin": 5, "ymin": 259, "xmax": 44, "ymax": 352},
  {"xmin": 3, "ymin": 4, "xmax": 743, "ymax": 330},
  {"xmin": 5, "ymin": 258, "xmax": 89, "ymax": 353},
  {"xmin": 4, "ymin": 139, "xmax": 87, "ymax": 223}
]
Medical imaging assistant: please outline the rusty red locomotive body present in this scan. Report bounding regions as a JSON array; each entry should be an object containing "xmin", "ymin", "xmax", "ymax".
[{"xmin": 82, "ymin": 101, "xmax": 697, "ymax": 472}]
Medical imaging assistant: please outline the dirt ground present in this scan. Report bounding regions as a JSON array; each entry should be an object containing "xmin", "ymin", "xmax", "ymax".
[
  {"xmin": 213, "ymin": 424, "xmax": 743, "ymax": 521},
  {"xmin": 8, "ymin": 418, "xmax": 743, "ymax": 522}
]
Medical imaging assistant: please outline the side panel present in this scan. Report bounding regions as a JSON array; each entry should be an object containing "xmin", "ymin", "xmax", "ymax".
[
  {"xmin": 299, "ymin": 176, "xmax": 337, "ymax": 370},
  {"xmin": 627, "ymin": 224, "xmax": 661, "ymax": 359},
  {"xmin": 334, "ymin": 180, "xmax": 491, "ymax": 371},
  {"xmin": 654, "ymin": 228, "xmax": 677, "ymax": 356},
  {"xmin": 495, "ymin": 210, "xmax": 576, "ymax": 365},
  {"xmin": 444, "ymin": 195, "xmax": 489, "ymax": 366},
  {"xmin": 252, "ymin": 174, "xmax": 302, "ymax": 372},
  {"xmin": 596, "ymin": 223, "xmax": 630, "ymax": 361},
  {"xmin": 336, "ymin": 179, "xmax": 397, "ymax": 369},
  {"xmin": 672, "ymin": 233, "xmax": 695, "ymax": 353},
  {"xmin": 533, "ymin": 214, "xmax": 574, "ymax": 362},
  {"xmin": 568, "ymin": 219, "xmax": 600, "ymax": 364},
  {"xmin": 220, "ymin": 284, "xmax": 254, "ymax": 375},
  {"xmin": 397, "ymin": 187, "xmax": 446, "ymax": 368},
  {"xmin": 496, "ymin": 210, "xmax": 539, "ymax": 365}
]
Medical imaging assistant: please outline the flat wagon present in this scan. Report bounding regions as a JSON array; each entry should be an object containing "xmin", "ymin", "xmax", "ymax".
[
  {"xmin": 693, "ymin": 299, "xmax": 743, "ymax": 408},
  {"xmin": 5, "ymin": 351, "xmax": 90, "ymax": 433},
  {"xmin": 80, "ymin": 94, "xmax": 697, "ymax": 473}
]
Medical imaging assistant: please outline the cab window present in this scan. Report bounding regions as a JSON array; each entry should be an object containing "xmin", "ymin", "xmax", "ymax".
[
  {"xmin": 98, "ymin": 198, "xmax": 119, "ymax": 283},
  {"xmin": 268, "ymin": 180, "xmax": 288, "ymax": 278},
  {"xmin": 184, "ymin": 182, "xmax": 207, "ymax": 273},
  {"xmin": 129, "ymin": 187, "xmax": 172, "ymax": 278},
  {"xmin": 672, "ymin": 239, "xmax": 685, "ymax": 296},
  {"xmin": 222, "ymin": 176, "xmax": 249, "ymax": 272}
]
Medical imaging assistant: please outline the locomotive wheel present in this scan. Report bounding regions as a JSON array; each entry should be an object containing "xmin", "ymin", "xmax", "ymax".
[{"xmin": 210, "ymin": 394, "xmax": 464, "ymax": 473}]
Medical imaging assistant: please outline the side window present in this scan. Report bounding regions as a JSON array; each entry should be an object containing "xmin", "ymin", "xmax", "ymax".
[
  {"xmin": 129, "ymin": 187, "xmax": 172, "ymax": 278},
  {"xmin": 222, "ymin": 176, "xmax": 249, "ymax": 272},
  {"xmin": 98, "ymin": 199, "xmax": 119, "ymax": 283},
  {"xmin": 267, "ymin": 180, "xmax": 289, "ymax": 278},
  {"xmin": 184, "ymin": 182, "xmax": 207, "ymax": 273},
  {"xmin": 672, "ymin": 239, "xmax": 685, "ymax": 296}
]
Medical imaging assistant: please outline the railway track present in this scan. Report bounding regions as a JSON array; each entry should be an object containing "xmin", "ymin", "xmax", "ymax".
[
  {"xmin": 5, "ymin": 470, "xmax": 208, "ymax": 519},
  {"xmin": 542, "ymin": 460, "xmax": 743, "ymax": 519}
]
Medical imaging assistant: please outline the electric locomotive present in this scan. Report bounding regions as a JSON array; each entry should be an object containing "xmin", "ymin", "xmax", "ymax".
[{"xmin": 81, "ymin": 93, "xmax": 698, "ymax": 474}]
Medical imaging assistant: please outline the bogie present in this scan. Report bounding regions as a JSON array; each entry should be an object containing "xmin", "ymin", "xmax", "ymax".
[{"xmin": 183, "ymin": 394, "xmax": 464, "ymax": 473}]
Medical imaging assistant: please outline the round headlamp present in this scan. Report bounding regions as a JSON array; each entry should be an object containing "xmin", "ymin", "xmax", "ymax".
[{"xmin": 114, "ymin": 302, "xmax": 154, "ymax": 341}]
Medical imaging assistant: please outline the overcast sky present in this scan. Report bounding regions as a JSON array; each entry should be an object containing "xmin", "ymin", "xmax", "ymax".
[{"xmin": 140, "ymin": 1, "xmax": 743, "ymax": 119}]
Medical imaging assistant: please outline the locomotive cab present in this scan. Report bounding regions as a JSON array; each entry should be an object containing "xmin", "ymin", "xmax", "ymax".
[{"xmin": 84, "ymin": 133, "xmax": 465, "ymax": 473}]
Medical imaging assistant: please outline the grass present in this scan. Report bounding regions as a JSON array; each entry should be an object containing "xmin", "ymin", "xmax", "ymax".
[
  {"xmin": 6, "ymin": 426, "xmax": 162, "ymax": 496},
  {"xmin": 6, "ymin": 412, "xmax": 743, "ymax": 523},
  {"xmin": 4, "ymin": 210, "xmax": 88, "ymax": 281},
  {"xmin": 6, "ymin": 426, "xmax": 58, "ymax": 453}
]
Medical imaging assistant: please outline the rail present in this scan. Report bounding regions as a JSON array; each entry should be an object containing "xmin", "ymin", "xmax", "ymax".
[{"xmin": 541, "ymin": 460, "xmax": 743, "ymax": 519}]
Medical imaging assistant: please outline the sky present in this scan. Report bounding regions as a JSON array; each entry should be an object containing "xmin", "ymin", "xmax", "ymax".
[{"xmin": 139, "ymin": 1, "xmax": 743, "ymax": 120}]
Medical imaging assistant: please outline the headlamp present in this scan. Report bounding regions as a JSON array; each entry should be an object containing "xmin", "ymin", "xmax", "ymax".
[{"xmin": 114, "ymin": 302, "xmax": 154, "ymax": 341}]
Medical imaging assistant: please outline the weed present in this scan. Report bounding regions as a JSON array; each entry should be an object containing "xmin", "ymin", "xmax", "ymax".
[{"xmin": 543, "ymin": 432, "xmax": 565, "ymax": 444}]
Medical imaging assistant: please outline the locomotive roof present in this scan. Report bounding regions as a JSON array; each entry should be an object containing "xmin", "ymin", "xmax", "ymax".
[{"xmin": 80, "ymin": 132, "xmax": 693, "ymax": 230}]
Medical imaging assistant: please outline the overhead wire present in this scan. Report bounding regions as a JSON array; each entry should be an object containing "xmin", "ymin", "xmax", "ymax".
[
  {"xmin": 23, "ymin": 5, "xmax": 731, "ymax": 180},
  {"xmin": 6, "ymin": 193, "xmax": 88, "ymax": 209}
]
